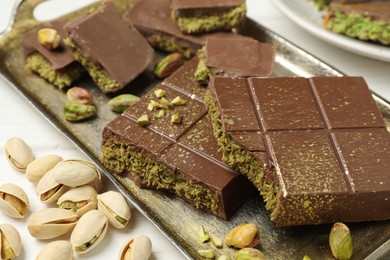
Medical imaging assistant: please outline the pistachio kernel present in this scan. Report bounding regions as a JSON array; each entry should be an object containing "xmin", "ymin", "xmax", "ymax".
[
  {"xmin": 171, "ymin": 113, "xmax": 182, "ymax": 124},
  {"xmin": 108, "ymin": 94, "xmax": 140, "ymax": 113},
  {"xmin": 171, "ymin": 96, "xmax": 186, "ymax": 106},
  {"xmin": 154, "ymin": 53, "xmax": 184, "ymax": 79},
  {"xmin": 160, "ymin": 97, "xmax": 173, "ymax": 110},
  {"xmin": 329, "ymin": 222, "xmax": 353, "ymax": 260},
  {"xmin": 137, "ymin": 114, "xmax": 150, "ymax": 126},
  {"xmin": 148, "ymin": 100, "xmax": 162, "ymax": 111},
  {"xmin": 217, "ymin": 255, "xmax": 230, "ymax": 260},
  {"xmin": 153, "ymin": 110, "xmax": 165, "ymax": 119},
  {"xmin": 63, "ymin": 102, "xmax": 96, "ymax": 122},
  {"xmin": 67, "ymin": 87, "xmax": 93, "ymax": 105},
  {"xmin": 236, "ymin": 248, "xmax": 266, "ymax": 260},
  {"xmin": 154, "ymin": 89, "xmax": 166, "ymax": 98},
  {"xmin": 197, "ymin": 249, "xmax": 214, "ymax": 259},
  {"xmin": 303, "ymin": 255, "xmax": 311, "ymax": 260},
  {"xmin": 198, "ymin": 225, "xmax": 210, "ymax": 243},
  {"xmin": 211, "ymin": 236, "xmax": 223, "ymax": 248},
  {"xmin": 37, "ymin": 28, "xmax": 61, "ymax": 50}
]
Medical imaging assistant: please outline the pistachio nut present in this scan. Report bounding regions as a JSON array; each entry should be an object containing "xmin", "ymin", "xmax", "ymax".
[
  {"xmin": 51, "ymin": 160, "xmax": 99, "ymax": 188},
  {"xmin": 119, "ymin": 235, "xmax": 152, "ymax": 260},
  {"xmin": 217, "ymin": 255, "xmax": 229, "ymax": 260},
  {"xmin": 197, "ymin": 249, "xmax": 214, "ymax": 259},
  {"xmin": 303, "ymin": 255, "xmax": 311, "ymax": 260},
  {"xmin": 67, "ymin": 87, "xmax": 94, "ymax": 105},
  {"xmin": 211, "ymin": 236, "xmax": 223, "ymax": 248},
  {"xmin": 108, "ymin": 94, "xmax": 140, "ymax": 113},
  {"xmin": 5, "ymin": 137, "xmax": 34, "ymax": 172},
  {"xmin": 225, "ymin": 223, "xmax": 260, "ymax": 249},
  {"xmin": 97, "ymin": 191, "xmax": 131, "ymax": 229},
  {"xmin": 36, "ymin": 240, "xmax": 73, "ymax": 260},
  {"xmin": 329, "ymin": 222, "xmax": 353, "ymax": 260},
  {"xmin": 58, "ymin": 185, "xmax": 98, "ymax": 217},
  {"xmin": 70, "ymin": 210, "xmax": 108, "ymax": 254},
  {"xmin": 198, "ymin": 225, "xmax": 210, "ymax": 243},
  {"xmin": 25, "ymin": 154, "xmax": 63, "ymax": 183},
  {"xmin": 236, "ymin": 248, "xmax": 266, "ymax": 260},
  {"xmin": 0, "ymin": 183, "xmax": 29, "ymax": 218},
  {"xmin": 154, "ymin": 53, "xmax": 184, "ymax": 79},
  {"xmin": 0, "ymin": 224, "xmax": 21, "ymax": 260},
  {"xmin": 63, "ymin": 102, "xmax": 96, "ymax": 122},
  {"xmin": 137, "ymin": 114, "xmax": 150, "ymax": 126},
  {"xmin": 36, "ymin": 169, "xmax": 68, "ymax": 204},
  {"xmin": 154, "ymin": 89, "xmax": 166, "ymax": 98},
  {"xmin": 37, "ymin": 28, "xmax": 61, "ymax": 49},
  {"xmin": 27, "ymin": 208, "xmax": 78, "ymax": 239}
]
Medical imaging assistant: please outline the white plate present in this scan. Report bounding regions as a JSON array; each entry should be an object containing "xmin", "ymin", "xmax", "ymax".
[{"xmin": 272, "ymin": 0, "xmax": 390, "ymax": 62}]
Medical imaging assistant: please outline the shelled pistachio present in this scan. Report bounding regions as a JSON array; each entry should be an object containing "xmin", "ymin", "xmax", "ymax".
[
  {"xmin": 25, "ymin": 154, "xmax": 63, "ymax": 183},
  {"xmin": 57, "ymin": 185, "xmax": 97, "ymax": 217},
  {"xmin": 236, "ymin": 248, "xmax": 266, "ymax": 260},
  {"xmin": 37, "ymin": 28, "xmax": 61, "ymax": 49},
  {"xmin": 0, "ymin": 183, "xmax": 29, "ymax": 218},
  {"xmin": 225, "ymin": 223, "xmax": 260, "ymax": 249},
  {"xmin": 5, "ymin": 137, "xmax": 34, "ymax": 172},
  {"xmin": 119, "ymin": 235, "xmax": 152, "ymax": 260},
  {"xmin": 97, "ymin": 191, "xmax": 131, "ymax": 229},
  {"xmin": 108, "ymin": 94, "xmax": 140, "ymax": 113},
  {"xmin": 329, "ymin": 222, "xmax": 353, "ymax": 260},
  {"xmin": 0, "ymin": 224, "xmax": 21, "ymax": 260}
]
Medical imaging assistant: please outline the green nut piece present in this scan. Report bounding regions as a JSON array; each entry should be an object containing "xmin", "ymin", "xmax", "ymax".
[
  {"xmin": 171, "ymin": 96, "xmax": 187, "ymax": 106},
  {"xmin": 236, "ymin": 248, "xmax": 266, "ymax": 260},
  {"xmin": 154, "ymin": 53, "xmax": 184, "ymax": 79},
  {"xmin": 197, "ymin": 249, "xmax": 214, "ymax": 259},
  {"xmin": 67, "ymin": 87, "xmax": 93, "ymax": 105},
  {"xmin": 329, "ymin": 222, "xmax": 353, "ymax": 260},
  {"xmin": 148, "ymin": 100, "xmax": 163, "ymax": 111},
  {"xmin": 38, "ymin": 28, "xmax": 61, "ymax": 50},
  {"xmin": 198, "ymin": 225, "xmax": 210, "ymax": 243},
  {"xmin": 108, "ymin": 94, "xmax": 140, "ymax": 113},
  {"xmin": 137, "ymin": 114, "xmax": 150, "ymax": 126},
  {"xmin": 63, "ymin": 102, "xmax": 96, "ymax": 122},
  {"xmin": 211, "ymin": 236, "xmax": 223, "ymax": 248},
  {"xmin": 302, "ymin": 255, "xmax": 311, "ymax": 260},
  {"xmin": 153, "ymin": 110, "xmax": 165, "ymax": 119},
  {"xmin": 217, "ymin": 255, "xmax": 230, "ymax": 260},
  {"xmin": 171, "ymin": 113, "xmax": 182, "ymax": 124},
  {"xmin": 154, "ymin": 89, "xmax": 166, "ymax": 98},
  {"xmin": 160, "ymin": 97, "xmax": 173, "ymax": 110}
]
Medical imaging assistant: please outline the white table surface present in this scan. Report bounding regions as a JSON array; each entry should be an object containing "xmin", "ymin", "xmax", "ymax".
[{"xmin": 0, "ymin": 0, "xmax": 389, "ymax": 259}]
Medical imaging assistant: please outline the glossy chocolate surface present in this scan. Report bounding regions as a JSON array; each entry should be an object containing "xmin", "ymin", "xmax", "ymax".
[
  {"xmin": 209, "ymin": 76, "xmax": 390, "ymax": 225},
  {"xmin": 65, "ymin": 3, "xmax": 154, "ymax": 88},
  {"xmin": 103, "ymin": 59, "xmax": 255, "ymax": 220}
]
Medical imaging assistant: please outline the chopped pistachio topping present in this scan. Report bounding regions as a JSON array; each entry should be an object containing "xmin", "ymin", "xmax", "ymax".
[
  {"xmin": 171, "ymin": 113, "xmax": 182, "ymax": 124},
  {"xmin": 171, "ymin": 96, "xmax": 187, "ymax": 106},
  {"xmin": 137, "ymin": 114, "xmax": 150, "ymax": 126},
  {"xmin": 211, "ymin": 235, "xmax": 223, "ymax": 248},
  {"xmin": 197, "ymin": 249, "xmax": 214, "ymax": 259},
  {"xmin": 198, "ymin": 225, "xmax": 210, "ymax": 243},
  {"xmin": 148, "ymin": 100, "xmax": 163, "ymax": 111},
  {"xmin": 160, "ymin": 97, "xmax": 173, "ymax": 110},
  {"xmin": 154, "ymin": 89, "xmax": 166, "ymax": 98},
  {"xmin": 153, "ymin": 110, "xmax": 165, "ymax": 119}
]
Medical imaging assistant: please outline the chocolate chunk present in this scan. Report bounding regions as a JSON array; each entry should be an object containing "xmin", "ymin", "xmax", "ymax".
[
  {"xmin": 206, "ymin": 76, "xmax": 390, "ymax": 226},
  {"xmin": 64, "ymin": 3, "xmax": 154, "ymax": 93},
  {"xmin": 101, "ymin": 58, "xmax": 255, "ymax": 220},
  {"xmin": 123, "ymin": 0, "xmax": 237, "ymax": 58}
]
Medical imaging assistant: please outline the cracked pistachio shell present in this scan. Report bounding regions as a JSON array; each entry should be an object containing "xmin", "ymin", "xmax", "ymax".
[
  {"xmin": 36, "ymin": 240, "xmax": 73, "ymax": 260},
  {"xmin": 70, "ymin": 210, "xmax": 108, "ymax": 254},
  {"xmin": 0, "ymin": 224, "xmax": 21, "ymax": 260},
  {"xmin": 36, "ymin": 169, "xmax": 68, "ymax": 204},
  {"xmin": 5, "ymin": 137, "xmax": 34, "ymax": 172},
  {"xmin": 27, "ymin": 208, "xmax": 78, "ymax": 240},
  {"xmin": 57, "ymin": 185, "xmax": 98, "ymax": 217},
  {"xmin": 52, "ymin": 160, "xmax": 98, "ymax": 187},
  {"xmin": 119, "ymin": 235, "xmax": 152, "ymax": 260},
  {"xmin": 97, "ymin": 191, "xmax": 131, "ymax": 229},
  {"xmin": 26, "ymin": 154, "xmax": 63, "ymax": 183},
  {"xmin": 0, "ymin": 183, "xmax": 29, "ymax": 218}
]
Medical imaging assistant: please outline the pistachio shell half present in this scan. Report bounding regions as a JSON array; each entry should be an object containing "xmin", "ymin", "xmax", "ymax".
[
  {"xmin": 51, "ymin": 160, "xmax": 98, "ymax": 187},
  {"xmin": 36, "ymin": 169, "xmax": 68, "ymax": 204},
  {"xmin": 27, "ymin": 208, "xmax": 78, "ymax": 239},
  {"xmin": 119, "ymin": 235, "xmax": 152, "ymax": 260},
  {"xmin": 5, "ymin": 137, "xmax": 34, "ymax": 172},
  {"xmin": 0, "ymin": 224, "xmax": 21, "ymax": 260},
  {"xmin": 97, "ymin": 191, "xmax": 131, "ymax": 229},
  {"xmin": 26, "ymin": 154, "xmax": 63, "ymax": 183},
  {"xmin": 36, "ymin": 240, "xmax": 73, "ymax": 260},
  {"xmin": 70, "ymin": 209, "xmax": 108, "ymax": 254},
  {"xmin": 0, "ymin": 183, "xmax": 29, "ymax": 218},
  {"xmin": 58, "ymin": 185, "xmax": 97, "ymax": 217}
]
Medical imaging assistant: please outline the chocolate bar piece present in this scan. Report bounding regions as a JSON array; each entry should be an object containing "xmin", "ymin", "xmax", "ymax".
[
  {"xmin": 101, "ymin": 58, "xmax": 255, "ymax": 220},
  {"xmin": 171, "ymin": 0, "xmax": 247, "ymax": 34},
  {"xmin": 195, "ymin": 36, "xmax": 276, "ymax": 84},
  {"xmin": 23, "ymin": 20, "xmax": 84, "ymax": 89},
  {"xmin": 64, "ymin": 3, "xmax": 154, "ymax": 93},
  {"xmin": 205, "ymin": 76, "xmax": 390, "ymax": 226},
  {"xmin": 123, "ymin": 0, "xmax": 237, "ymax": 58},
  {"xmin": 324, "ymin": 1, "xmax": 390, "ymax": 45}
]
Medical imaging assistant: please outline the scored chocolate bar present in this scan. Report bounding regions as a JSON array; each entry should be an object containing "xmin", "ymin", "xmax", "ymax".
[
  {"xmin": 101, "ymin": 59, "xmax": 255, "ymax": 220},
  {"xmin": 205, "ymin": 76, "xmax": 390, "ymax": 226}
]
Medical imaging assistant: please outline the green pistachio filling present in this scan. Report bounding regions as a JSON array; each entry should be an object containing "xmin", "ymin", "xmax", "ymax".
[
  {"xmin": 25, "ymin": 53, "xmax": 84, "ymax": 89},
  {"xmin": 326, "ymin": 10, "xmax": 390, "ymax": 45},
  {"xmin": 194, "ymin": 49, "xmax": 213, "ymax": 85},
  {"xmin": 172, "ymin": 4, "xmax": 246, "ymax": 33},
  {"xmin": 59, "ymin": 201, "xmax": 79, "ymax": 211},
  {"xmin": 148, "ymin": 34, "xmax": 194, "ymax": 58},
  {"xmin": 101, "ymin": 136, "xmax": 219, "ymax": 214},
  {"xmin": 311, "ymin": 0, "xmax": 329, "ymax": 11},
  {"xmin": 64, "ymin": 38, "xmax": 119, "ymax": 91},
  {"xmin": 204, "ymin": 91, "xmax": 280, "ymax": 218},
  {"xmin": 115, "ymin": 215, "xmax": 127, "ymax": 225},
  {"xmin": 1, "ymin": 232, "xmax": 15, "ymax": 259}
]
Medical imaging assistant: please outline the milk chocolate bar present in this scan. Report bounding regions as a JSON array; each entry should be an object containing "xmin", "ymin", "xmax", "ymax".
[
  {"xmin": 195, "ymin": 36, "xmax": 276, "ymax": 84},
  {"xmin": 324, "ymin": 1, "xmax": 390, "ymax": 45},
  {"xmin": 101, "ymin": 59, "xmax": 255, "ymax": 220},
  {"xmin": 64, "ymin": 3, "xmax": 154, "ymax": 93},
  {"xmin": 171, "ymin": 0, "xmax": 247, "ymax": 34},
  {"xmin": 123, "ymin": 0, "xmax": 237, "ymax": 58},
  {"xmin": 23, "ymin": 20, "xmax": 84, "ymax": 89},
  {"xmin": 205, "ymin": 76, "xmax": 390, "ymax": 226}
]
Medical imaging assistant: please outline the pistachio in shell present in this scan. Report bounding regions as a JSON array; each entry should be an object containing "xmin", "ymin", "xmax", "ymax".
[
  {"xmin": 51, "ymin": 159, "xmax": 99, "ymax": 188},
  {"xmin": 5, "ymin": 137, "xmax": 34, "ymax": 172},
  {"xmin": 70, "ymin": 209, "xmax": 108, "ymax": 254},
  {"xmin": 36, "ymin": 240, "xmax": 73, "ymax": 260},
  {"xmin": 0, "ymin": 183, "xmax": 29, "ymax": 218},
  {"xmin": 57, "ymin": 185, "xmax": 98, "ymax": 217},
  {"xmin": 225, "ymin": 223, "xmax": 260, "ymax": 249},
  {"xmin": 97, "ymin": 191, "xmax": 131, "ymax": 229},
  {"xmin": 36, "ymin": 169, "xmax": 68, "ymax": 204},
  {"xmin": 119, "ymin": 235, "xmax": 152, "ymax": 260},
  {"xmin": 27, "ymin": 208, "xmax": 78, "ymax": 240},
  {"xmin": 0, "ymin": 224, "xmax": 21, "ymax": 260},
  {"xmin": 25, "ymin": 154, "xmax": 63, "ymax": 183}
]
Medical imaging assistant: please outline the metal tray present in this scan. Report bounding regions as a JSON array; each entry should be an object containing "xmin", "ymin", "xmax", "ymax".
[{"xmin": 0, "ymin": 0, "xmax": 389, "ymax": 259}]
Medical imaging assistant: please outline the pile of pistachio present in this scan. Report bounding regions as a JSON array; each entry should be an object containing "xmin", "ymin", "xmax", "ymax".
[{"xmin": 2, "ymin": 136, "xmax": 152, "ymax": 259}]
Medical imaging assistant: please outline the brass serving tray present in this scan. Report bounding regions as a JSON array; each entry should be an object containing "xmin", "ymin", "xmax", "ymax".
[{"xmin": 1, "ymin": 0, "xmax": 389, "ymax": 259}]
